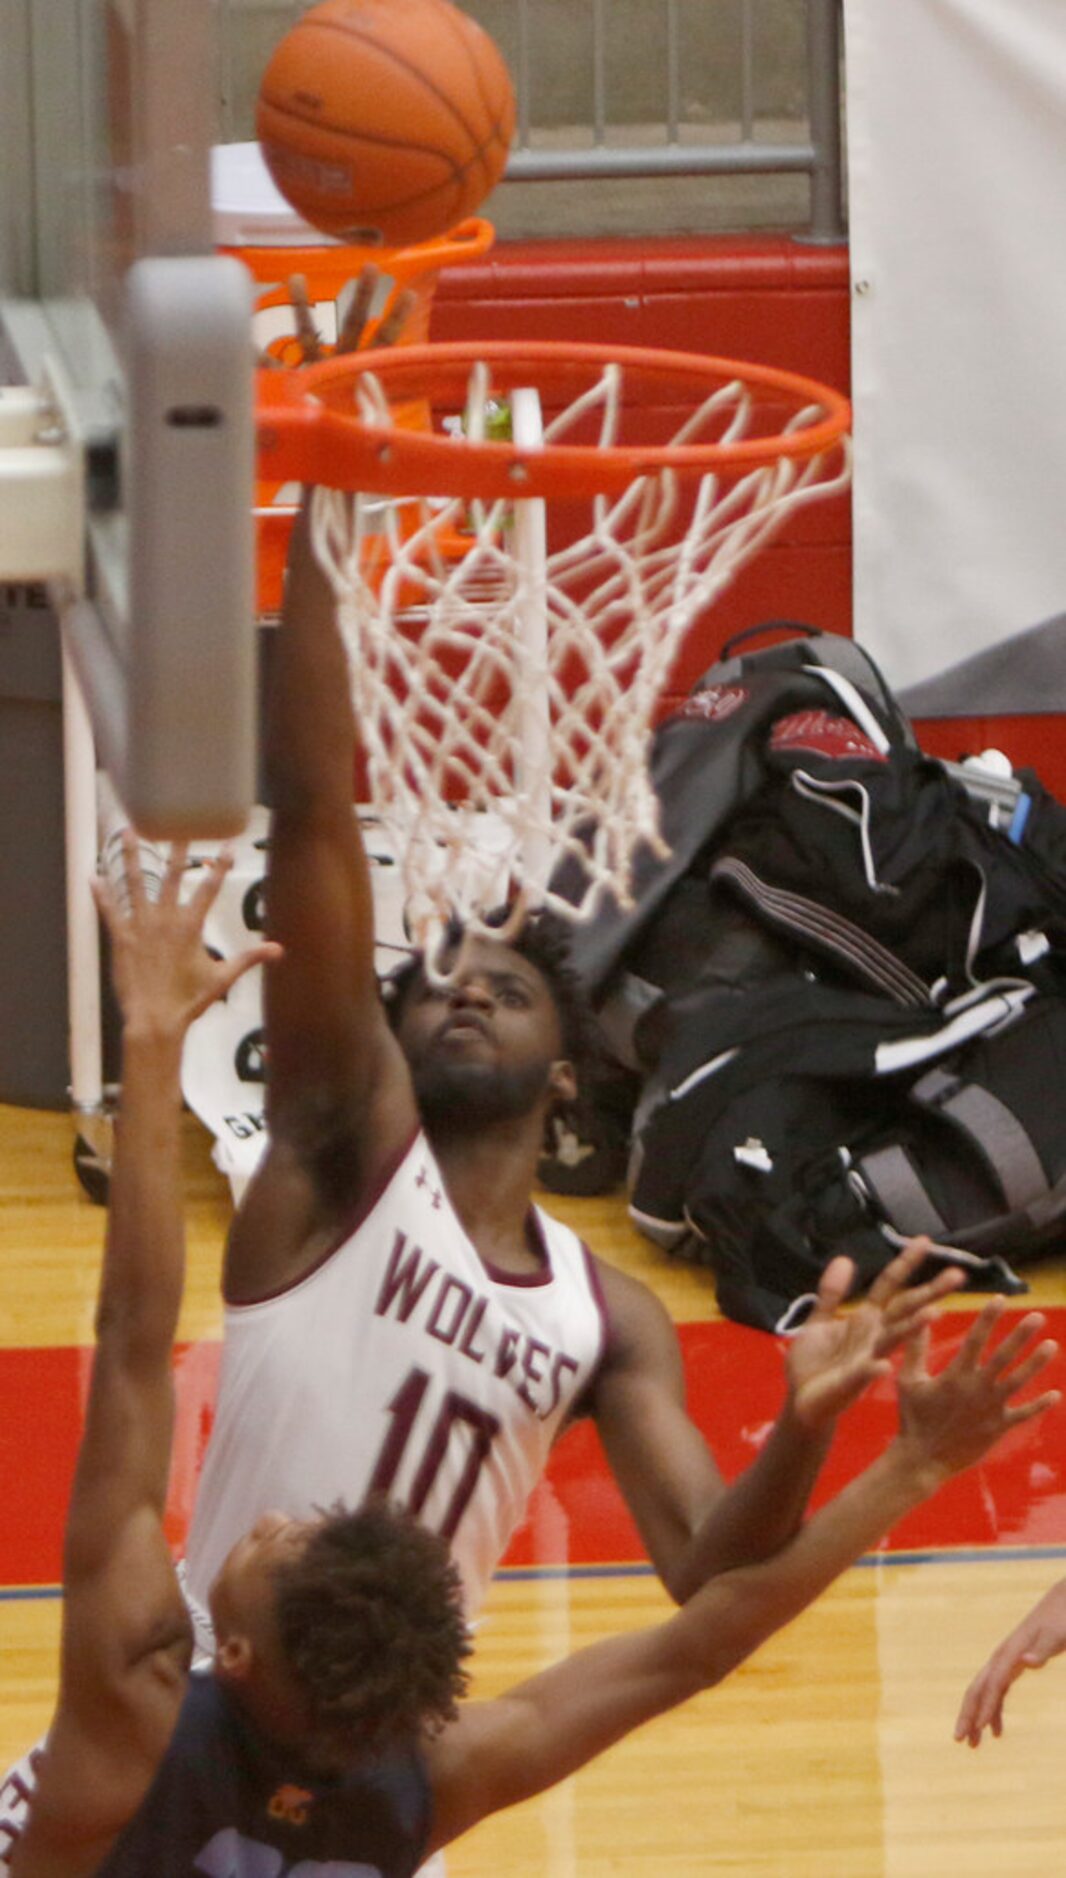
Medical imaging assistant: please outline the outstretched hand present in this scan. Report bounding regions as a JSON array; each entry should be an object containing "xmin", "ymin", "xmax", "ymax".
[
  {"xmin": 787, "ymin": 1240, "xmax": 967, "ymax": 1432},
  {"xmin": 92, "ymin": 834, "xmax": 282, "ymax": 1042},
  {"xmin": 955, "ymin": 1574, "xmax": 1066, "ymax": 1748},
  {"xmin": 896, "ymin": 1299, "xmax": 1059, "ymax": 1488}
]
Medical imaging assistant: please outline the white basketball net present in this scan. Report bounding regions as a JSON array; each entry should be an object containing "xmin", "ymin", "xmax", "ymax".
[{"xmin": 310, "ymin": 357, "xmax": 850, "ymax": 959}]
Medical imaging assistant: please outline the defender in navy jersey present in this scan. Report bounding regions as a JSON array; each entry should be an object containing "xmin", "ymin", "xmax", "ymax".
[
  {"xmin": 13, "ymin": 838, "xmax": 1060, "ymax": 1878},
  {"xmin": 89, "ymin": 1613, "xmax": 435, "ymax": 1878}
]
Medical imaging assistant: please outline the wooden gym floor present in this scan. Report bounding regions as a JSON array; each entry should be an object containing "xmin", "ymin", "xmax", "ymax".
[{"xmin": 4, "ymin": 1099, "xmax": 1066, "ymax": 1874}]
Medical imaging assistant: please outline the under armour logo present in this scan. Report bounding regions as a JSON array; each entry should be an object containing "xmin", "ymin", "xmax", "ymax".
[{"xmin": 416, "ymin": 1166, "xmax": 443, "ymax": 1208}]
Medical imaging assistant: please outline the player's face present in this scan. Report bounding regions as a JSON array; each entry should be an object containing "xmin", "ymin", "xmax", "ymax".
[
  {"xmin": 209, "ymin": 1510, "xmax": 314, "ymax": 1643},
  {"xmin": 395, "ymin": 937, "xmax": 573, "ymax": 1131}
]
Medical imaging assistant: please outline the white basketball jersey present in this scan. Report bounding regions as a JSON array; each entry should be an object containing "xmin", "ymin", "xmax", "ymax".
[{"xmin": 185, "ymin": 1133, "xmax": 609, "ymax": 1617}]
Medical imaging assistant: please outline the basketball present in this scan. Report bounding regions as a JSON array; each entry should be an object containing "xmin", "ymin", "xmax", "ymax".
[{"xmin": 256, "ymin": 0, "xmax": 516, "ymax": 250}]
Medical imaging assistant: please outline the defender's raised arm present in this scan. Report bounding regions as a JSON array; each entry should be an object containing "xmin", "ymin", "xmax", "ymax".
[
  {"xmin": 13, "ymin": 844, "xmax": 277, "ymax": 1876},
  {"xmin": 426, "ymin": 1302, "xmax": 1060, "ymax": 1851}
]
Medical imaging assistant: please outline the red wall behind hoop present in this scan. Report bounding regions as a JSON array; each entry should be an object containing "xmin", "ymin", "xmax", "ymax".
[
  {"xmin": 431, "ymin": 233, "xmax": 852, "ymax": 700},
  {"xmin": 430, "ymin": 233, "xmax": 1066, "ymax": 796}
]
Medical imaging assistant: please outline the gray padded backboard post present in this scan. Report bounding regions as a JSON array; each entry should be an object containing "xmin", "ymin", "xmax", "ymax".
[
  {"xmin": 0, "ymin": 0, "xmax": 258, "ymax": 837},
  {"xmin": 62, "ymin": 253, "xmax": 257, "ymax": 836},
  {"xmin": 0, "ymin": 0, "xmax": 258, "ymax": 1131}
]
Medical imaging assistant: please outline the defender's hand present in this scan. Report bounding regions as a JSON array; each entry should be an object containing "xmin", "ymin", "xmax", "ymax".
[
  {"xmin": 787, "ymin": 1240, "xmax": 966, "ymax": 1433},
  {"xmin": 955, "ymin": 1576, "xmax": 1066, "ymax": 1747},
  {"xmin": 93, "ymin": 834, "xmax": 282, "ymax": 1041},
  {"xmin": 895, "ymin": 1301, "xmax": 1059, "ymax": 1490}
]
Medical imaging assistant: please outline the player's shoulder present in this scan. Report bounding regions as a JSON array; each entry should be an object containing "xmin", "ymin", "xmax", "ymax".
[
  {"xmin": 585, "ymin": 1250, "xmax": 679, "ymax": 1361},
  {"xmin": 224, "ymin": 1127, "xmax": 422, "ymax": 1302}
]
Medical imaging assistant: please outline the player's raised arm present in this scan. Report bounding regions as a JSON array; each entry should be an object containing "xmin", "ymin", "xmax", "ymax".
[
  {"xmin": 258, "ymin": 489, "xmax": 415, "ymax": 1152},
  {"xmin": 224, "ymin": 480, "xmax": 421, "ymax": 1300},
  {"xmin": 227, "ymin": 282, "xmax": 420, "ymax": 1292},
  {"xmin": 12, "ymin": 843, "xmax": 278, "ymax": 1874},
  {"xmin": 247, "ymin": 268, "xmax": 421, "ymax": 1206},
  {"xmin": 425, "ymin": 1302, "xmax": 1060, "ymax": 1850}
]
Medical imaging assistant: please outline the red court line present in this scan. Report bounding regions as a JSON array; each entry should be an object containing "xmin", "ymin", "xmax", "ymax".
[{"xmin": 2, "ymin": 1312, "xmax": 1065, "ymax": 1588}]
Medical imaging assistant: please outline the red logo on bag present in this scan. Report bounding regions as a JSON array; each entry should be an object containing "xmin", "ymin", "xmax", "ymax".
[
  {"xmin": 769, "ymin": 711, "xmax": 887, "ymax": 763},
  {"xmin": 675, "ymin": 685, "xmax": 748, "ymax": 723}
]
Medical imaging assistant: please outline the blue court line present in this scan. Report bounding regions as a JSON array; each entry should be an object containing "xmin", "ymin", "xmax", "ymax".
[
  {"xmin": 495, "ymin": 1543, "xmax": 1066, "ymax": 1584},
  {"xmin": 857, "ymin": 1544, "xmax": 1066, "ymax": 1568},
  {"xmin": 6, "ymin": 1544, "xmax": 1066, "ymax": 1603}
]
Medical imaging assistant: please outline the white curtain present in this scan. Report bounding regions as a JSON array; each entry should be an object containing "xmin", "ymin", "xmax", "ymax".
[{"xmin": 844, "ymin": 0, "xmax": 1066, "ymax": 699}]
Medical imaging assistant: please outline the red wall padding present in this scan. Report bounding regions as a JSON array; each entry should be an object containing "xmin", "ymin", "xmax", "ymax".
[
  {"xmin": 431, "ymin": 233, "xmax": 853, "ymax": 694},
  {"xmin": 914, "ymin": 716, "xmax": 1066, "ymax": 801},
  {"xmin": 431, "ymin": 234, "xmax": 1066, "ymax": 784}
]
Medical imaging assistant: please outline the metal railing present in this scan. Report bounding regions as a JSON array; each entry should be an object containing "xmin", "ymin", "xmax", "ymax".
[
  {"xmin": 218, "ymin": 0, "xmax": 846, "ymax": 241},
  {"xmin": 504, "ymin": 0, "xmax": 844, "ymax": 241}
]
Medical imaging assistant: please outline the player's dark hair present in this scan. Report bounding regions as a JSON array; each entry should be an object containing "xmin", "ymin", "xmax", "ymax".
[
  {"xmin": 273, "ymin": 1501, "xmax": 471, "ymax": 1756},
  {"xmin": 382, "ymin": 907, "xmax": 596, "ymax": 1075}
]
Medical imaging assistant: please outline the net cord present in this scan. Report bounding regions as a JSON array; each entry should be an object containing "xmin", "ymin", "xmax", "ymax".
[{"xmin": 308, "ymin": 358, "xmax": 852, "ymax": 965}]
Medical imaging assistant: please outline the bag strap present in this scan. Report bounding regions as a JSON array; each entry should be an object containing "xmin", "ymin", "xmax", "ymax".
[
  {"xmin": 910, "ymin": 1065, "xmax": 1049, "ymax": 1210},
  {"xmin": 852, "ymin": 1144, "xmax": 948, "ymax": 1238},
  {"xmin": 853, "ymin": 1061, "xmax": 1050, "ymax": 1242},
  {"xmin": 718, "ymin": 620, "xmax": 819, "ymax": 660},
  {"xmin": 710, "ymin": 856, "xmax": 932, "ymax": 1007}
]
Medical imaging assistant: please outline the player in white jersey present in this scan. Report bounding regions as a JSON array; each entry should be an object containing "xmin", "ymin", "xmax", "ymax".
[
  {"xmin": 178, "ymin": 476, "xmax": 971, "ymax": 1643},
  {"xmin": 185, "ymin": 1129, "xmax": 608, "ymax": 1626}
]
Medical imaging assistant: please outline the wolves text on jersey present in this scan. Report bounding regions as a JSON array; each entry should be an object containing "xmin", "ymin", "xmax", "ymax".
[{"xmin": 374, "ymin": 1231, "xmax": 581, "ymax": 1423}]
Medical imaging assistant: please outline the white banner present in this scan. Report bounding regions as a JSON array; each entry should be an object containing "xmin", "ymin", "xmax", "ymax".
[{"xmin": 844, "ymin": 0, "xmax": 1066, "ymax": 700}]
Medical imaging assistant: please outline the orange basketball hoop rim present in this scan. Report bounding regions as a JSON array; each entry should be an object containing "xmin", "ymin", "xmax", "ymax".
[{"xmin": 256, "ymin": 339, "xmax": 851, "ymax": 502}]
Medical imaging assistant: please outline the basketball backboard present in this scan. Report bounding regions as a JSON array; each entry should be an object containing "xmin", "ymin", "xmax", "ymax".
[{"xmin": 0, "ymin": 0, "xmax": 256, "ymax": 837}]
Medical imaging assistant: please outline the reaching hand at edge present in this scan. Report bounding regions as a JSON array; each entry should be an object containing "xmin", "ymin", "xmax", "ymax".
[
  {"xmin": 917, "ymin": 1300, "xmax": 1064, "ymax": 1750},
  {"xmin": 955, "ymin": 1573, "xmax": 1066, "ymax": 1748},
  {"xmin": 92, "ymin": 833, "xmax": 283, "ymax": 1043},
  {"xmin": 786, "ymin": 1239, "xmax": 968, "ymax": 1434}
]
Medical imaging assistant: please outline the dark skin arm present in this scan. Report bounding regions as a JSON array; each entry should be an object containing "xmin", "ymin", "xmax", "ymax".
[
  {"xmin": 224, "ymin": 487, "xmax": 416, "ymax": 1294},
  {"xmin": 12, "ymin": 845, "xmax": 278, "ymax": 1878},
  {"xmin": 227, "ymin": 275, "xmax": 421, "ymax": 1302},
  {"xmin": 589, "ymin": 1242, "xmax": 968, "ymax": 1600}
]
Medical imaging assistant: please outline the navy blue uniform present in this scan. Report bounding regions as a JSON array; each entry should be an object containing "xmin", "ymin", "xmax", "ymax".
[{"xmin": 95, "ymin": 1670, "xmax": 432, "ymax": 1877}]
